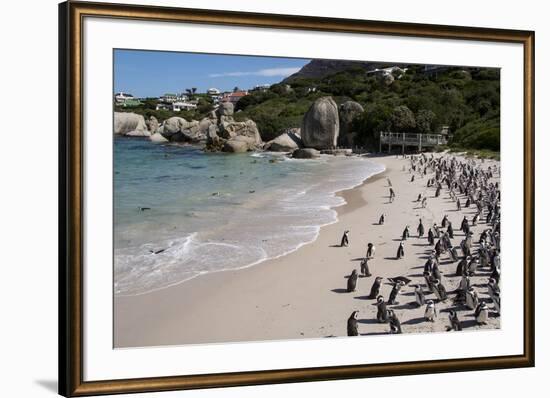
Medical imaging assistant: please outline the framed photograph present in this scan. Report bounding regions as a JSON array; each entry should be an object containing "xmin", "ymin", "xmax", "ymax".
[{"xmin": 59, "ymin": 1, "xmax": 535, "ymax": 396}]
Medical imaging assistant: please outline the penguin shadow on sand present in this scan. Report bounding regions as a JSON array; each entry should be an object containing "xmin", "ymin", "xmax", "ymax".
[
  {"xmin": 390, "ymin": 303, "xmax": 416, "ymax": 310},
  {"xmin": 402, "ymin": 317, "xmax": 426, "ymax": 325},
  {"xmin": 360, "ymin": 332, "xmax": 389, "ymax": 336},
  {"xmin": 357, "ymin": 318, "xmax": 380, "ymax": 325},
  {"xmin": 353, "ymin": 294, "xmax": 374, "ymax": 301},
  {"xmin": 331, "ymin": 288, "xmax": 349, "ymax": 294}
]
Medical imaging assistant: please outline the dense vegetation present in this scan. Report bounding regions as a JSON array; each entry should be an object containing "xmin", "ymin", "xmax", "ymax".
[{"xmin": 235, "ymin": 66, "xmax": 500, "ymax": 151}]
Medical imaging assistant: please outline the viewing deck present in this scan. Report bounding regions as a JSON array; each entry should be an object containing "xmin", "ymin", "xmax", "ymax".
[{"xmin": 379, "ymin": 132, "xmax": 448, "ymax": 153}]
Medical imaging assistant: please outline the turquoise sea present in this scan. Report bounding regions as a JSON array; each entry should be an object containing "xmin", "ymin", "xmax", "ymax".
[{"xmin": 114, "ymin": 137, "xmax": 385, "ymax": 296}]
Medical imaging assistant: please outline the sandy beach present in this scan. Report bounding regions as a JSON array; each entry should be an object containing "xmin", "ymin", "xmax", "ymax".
[{"xmin": 115, "ymin": 153, "xmax": 500, "ymax": 348}]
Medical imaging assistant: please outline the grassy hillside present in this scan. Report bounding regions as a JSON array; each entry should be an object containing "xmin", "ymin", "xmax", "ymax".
[{"xmin": 236, "ymin": 66, "xmax": 500, "ymax": 151}]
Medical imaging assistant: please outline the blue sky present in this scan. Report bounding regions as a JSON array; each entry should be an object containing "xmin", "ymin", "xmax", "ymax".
[{"xmin": 114, "ymin": 50, "xmax": 310, "ymax": 97}]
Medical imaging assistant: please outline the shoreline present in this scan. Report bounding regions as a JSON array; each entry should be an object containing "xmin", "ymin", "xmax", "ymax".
[
  {"xmin": 115, "ymin": 154, "xmax": 499, "ymax": 348},
  {"xmin": 114, "ymin": 151, "xmax": 385, "ymax": 297}
]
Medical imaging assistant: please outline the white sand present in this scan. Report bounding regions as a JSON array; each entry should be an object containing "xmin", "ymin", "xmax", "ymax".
[{"xmin": 115, "ymin": 153, "xmax": 500, "ymax": 347}]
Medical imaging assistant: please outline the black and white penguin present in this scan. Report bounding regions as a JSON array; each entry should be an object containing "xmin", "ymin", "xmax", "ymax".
[
  {"xmin": 465, "ymin": 287, "xmax": 479, "ymax": 310},
  {"xmin": 417, "ymin": 219, "xmax": 425, "ymax": 238},
  {"xmin": 456, "ymin": 198, "xmax": 462, "ymax": 211},
  {"xmin": 402, "ymin": 225, "xmax": 410, "ymax": 240},
  {"xmin": 448, "ymin": 310, "xmax": 462, "ymax": 331},
  {"xmin": 376, "ymin": 296, "xmax": 389, "ymax": 323},
  {"xmin": 389, "ymin": 187, "xmax": 396, "ymax": 202},
  {"xmin": 388, "ymin": 280, "xmax": 404, "ymax": 305},
  {"xmin": 360, "ymin": 258, "xmax": 372, "ymax": 277},
  {"xmin": 347, "ymin": 311, "xmax": 359, "ymax": 336},
  {"xmin": 467, "ymin": 257, "xmax": 479, "ymax": 275},
  {"xmin": 488, "ymin": 278, "xmax": 500, "ymax": 302},
  {"xmin": 441, "ymin": 215, "xmax": 449, "ymax": 228},
  {"xmin": 460, "ymin": 216, "xmax": 469, "ymax": 233},
  {"xmin": 368, "ymin": 277, "xmax": 383, "ymax": 299},
  {"xmin": 447, "ymin": 223, "xmax": 454, "ymax": 239},
  {"xmin": 379, "ymin": 213, "xmax": 385, "ymax": 225},
  {"xmin": 424, "ymin": 271, "xmax": 435, "ymax": 293},
  {"xmin": 366, "ymin": 243, "xmax": 376, "ymax": 259},
  {"xmin": 340, "ymin": 230, "xmax": 350, "ymax": 247},
  {"xmin": 424, "ymin": 257, "xmax": 434, "ymax": 273},
  {"xmin": 428, "ymin": 228, "xmax": 435, "ymax": 245},
  {"xmin": 432, "ymin": 279, "xmax": 448, "ymax": 302},
  {"xmin": 424, "ymin": 300, "xmax": 437, "ymax": 322},
  {"xmin": 414, "ymin": 285, "xmax": 425, "ymax": 307},
  {"xmin": 347, "ymin": 269, "xmax": 359, "ymax": 293},
  {"xmin": 493, "ymin": 292, "xmax": 501, "ymax": 315},
  {"xmin": 474, "ymin": 302, "xmax": 489, "ymax": 325},
  {"xmin": 396, "ymin": 241, "xmax": 405, "ymax": 259},
  {"xmin": 388, "ymin": 310, "xmax": 402, "ymax": 334}
]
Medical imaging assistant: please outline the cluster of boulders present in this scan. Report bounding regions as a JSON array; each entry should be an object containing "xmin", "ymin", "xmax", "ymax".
[
  {"xmin": 114, "ymin": 95, "xmax": 364, "ymax": 159},
  {"xmin": 204, "ymin": 102, "xmax": 263, "ymax": 153},
  {"xmin": 114, "ymin": 105, "xmax": 263, "ymax": 153}
]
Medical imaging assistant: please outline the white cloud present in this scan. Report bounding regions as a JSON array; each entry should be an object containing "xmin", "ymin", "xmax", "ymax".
[{"xmin": 209, "ymin": 67, "xmax": 301, "ymax": 78}]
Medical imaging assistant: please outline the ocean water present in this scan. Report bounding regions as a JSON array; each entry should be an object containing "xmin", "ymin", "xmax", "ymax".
[{"xmin": 114, "ymin": 137, "xmax": 385, "ymax": 296}]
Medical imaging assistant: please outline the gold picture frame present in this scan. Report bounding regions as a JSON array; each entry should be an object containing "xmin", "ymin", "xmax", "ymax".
[{"xmin": 59, "ymin": 1, "xmax": 535, "ymax": 396}]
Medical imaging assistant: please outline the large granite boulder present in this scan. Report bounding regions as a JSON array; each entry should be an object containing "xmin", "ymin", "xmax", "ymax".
[
  {"xmin": 338, "ymin": 101, "xmax": 364, "ymax": 147},
  {"xmin": 114, "ymin": 112, "xmax": 149, "ymax": 136},
  {"xmin": 219, "ymin": 120, "xmax": 262, "ymax": 146},
  {"xmin": 217, "ymin": 102, "xmax": 234, "ymax": 117},
  {"xmin": 161, "ymin": 117, "xmax": 188, "ymax": 139},
  {"xmin": 222, "ymin": 139, "xmax": 249, "ymax": 153},
  {"xmin": 264, "ymin": 128, "xmax": 303, "ymax": 152},
  {"xmin": 292, "ymin": 148, "xmax": 320, "ymax": 159},
  {"xmin": 301, "ymin": 97, "xmax": 339, "ymax": 150},
  {"xmin": 161, "ymin": 118, "xmax": 206, "ymax": 142},
  {"xmin": 146, "ymin": 115, "xmax": 159, "ymax": 134}
]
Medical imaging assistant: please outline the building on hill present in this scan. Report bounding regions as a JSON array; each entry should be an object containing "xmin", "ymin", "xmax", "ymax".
[
  {"xmin": 207, "ymin": 88, "xmax": 221, "ymax": 95},
  {"xmin": 221, "ymin": 90, "xmax": 249, "ymax": 105},
  {"xmin": 172, "ymin": 101, "xmax": 197, "ymax": 112},
  {"xmin": 114, "ymin": 92, "xmax": 135, "ymax": 103},
  {"xmin": 114, "ymin": 92, "xmax": 142, "ymax": 107},
  {"xmin": 160, "ymin": 93, "xmax": 188, "ymax": 103},
  {"xmin": 251, "ymin": 84, "xmax": 271, "ymax": 92}
]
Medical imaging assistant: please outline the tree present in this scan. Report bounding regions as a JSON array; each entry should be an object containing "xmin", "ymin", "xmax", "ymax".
[
  {"xmin": 416, "ymin": 109, "xmax": 436, "ymax": 134},
  {"xmin": 390, "ymin": 105, "xmax": 416, "ymax": 132}
]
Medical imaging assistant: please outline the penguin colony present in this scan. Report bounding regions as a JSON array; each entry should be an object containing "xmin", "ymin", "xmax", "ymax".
[{"xmin": 342, "ymin": 153, "xmax": 501, "ymax": 336}]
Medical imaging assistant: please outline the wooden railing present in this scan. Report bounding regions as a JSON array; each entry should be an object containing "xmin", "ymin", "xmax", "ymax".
[{"xmin": 379, "ymin": 132, "xmax": 448, "ymax": 152}]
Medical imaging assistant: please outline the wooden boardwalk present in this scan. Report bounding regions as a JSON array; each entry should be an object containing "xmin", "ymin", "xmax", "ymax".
[{"xmin": 379, "ymin": 132, "xmax": 448, "ymax": 153}]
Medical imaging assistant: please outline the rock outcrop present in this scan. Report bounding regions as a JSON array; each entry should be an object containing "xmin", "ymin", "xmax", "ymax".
[
  {"xmin": 160, "ymin": 117, "xmax": 206, "ymax": 143},
  {"xmin": 204, "ymin": 102, "xmax": 263, "ymax": 153},
  {"xmin": 114, "ymin": 112, "xmax": 149, "ymax": 136},
  {"xmin": 338, "ymin": 101, "xmax": 364, "ymax": 147},
  {"xmin": 264, "ymin": 128, "xmax": 303, "ymax": 152},
  {"xmin": 145, "ymin": 115, "xmax": 159, "ymax": 134},
  {"xmin": 292, "ymin": 148, "xmax": 321, "ymax": 159},
  {"xmin": 301, "ymin": 97, "xmax": 339, "ymax": 150},
  {"xmin": 222, "ymin": 140, "xmax": 249, "ymax": 153}
]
